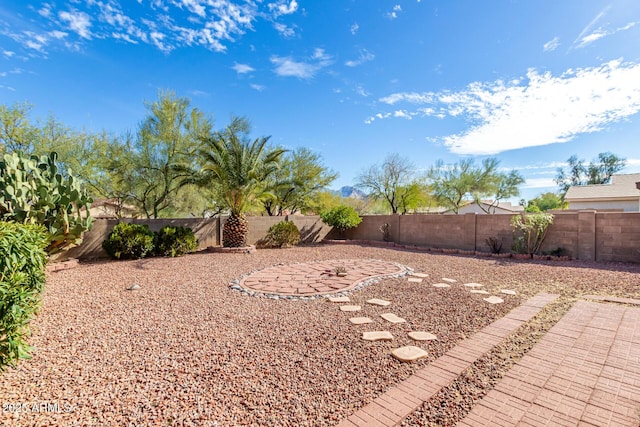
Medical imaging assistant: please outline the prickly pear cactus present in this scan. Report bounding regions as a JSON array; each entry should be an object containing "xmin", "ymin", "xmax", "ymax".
[{"xmin": 0, "ymin": 151, "xmax": 93, "ymax": 254}]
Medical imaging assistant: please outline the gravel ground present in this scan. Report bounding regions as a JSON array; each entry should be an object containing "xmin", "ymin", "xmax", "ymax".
[{"xmin": 1, "ymin": 244, "xmax": 639, "ymax": 426}]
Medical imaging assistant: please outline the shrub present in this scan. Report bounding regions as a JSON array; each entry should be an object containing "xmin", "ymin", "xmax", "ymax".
[
  {"xmin": 0, "ymin": 151, "xmax": 93, "ymax": 255},
  {"xmin": 485, "ymin": 236, "xmax": 503, "ymax": 254},
  {"xmin": 320, "ymin": 205, "xmax": 362, "ymax": 236},
  {"xmin": 265, "ymin": 221, "xmax": 300, "ymax": 248},
  {"xmin": 154, "ymin": 226, "xmax": 198, "ymax": 257},
  {"xmin": 0, "ymin": 222, "xmax": 48, "ymax": 372},
  {"xmin": 511, "ymin": 213, "xmax": 554, "ymax": 255},
  {"xmin": 102, "ymin": 222, "xmax": 155, "ymax": 260}
]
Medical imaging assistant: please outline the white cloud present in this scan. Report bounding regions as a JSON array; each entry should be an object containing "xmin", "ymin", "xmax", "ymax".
[
  {"xmin": 250, "ymin": 83, "xmax": 265, "ymax": 91},
  {"xmin": 576, "ymin": 22, "xmax": 637, "ymax": 48},
  {"xmin": 350, "ymin": 23, "xmax": 359, "ymax": 35},
  {"xmin": 274, "ymin": 22, "xmax": 295, "ymax": 38},
  {"xmin": 355, "ymin": 85, "xmax": 369, "ymax": 97},
  {"xmin": 386, "ymin": 5, "xmax": 402, "ymax": 19},
  {"xmin": 345, "ymin": 49, "xmax": 375, "ymax": 67},
  {"xmin": 59, "ymin": 10, "xmax": 93, "ymax": 39},
  {"xmin": 372, "ymin": 60, "xmax": 640, "ymax": 155},
  {"xmin": 268, "ymin": 0, "xmax": 298, "ymax": 17},
  {"xmin": 521, "ymin": 178, "xmax": 557, "ymax": 189},
  {"xmin": 232, "ymin": 62, "xmax": 255, "ymax": 74},
  {"xmin": 270, "ymin": 49, "xmax": 333, "ymax": 79},
  {"xmin": 2, "ymin": 50, "xmax": 15, "ymax": 58},
  {"xmin": 543, "ymin": 36, "xmax": 559, "ymax": 52}
]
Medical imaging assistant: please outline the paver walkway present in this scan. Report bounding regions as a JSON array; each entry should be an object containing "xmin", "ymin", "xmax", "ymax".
[
  {"xmin": 458, "ymin": 300, "xmax": 640, "ymax": 427},
  {"xmin": 337, "ymin": 293, "xmax": 559, "ymax": 427},
  {"xmin": 237, "ymin": 259, "xmax": 409, "ymax": 296}
]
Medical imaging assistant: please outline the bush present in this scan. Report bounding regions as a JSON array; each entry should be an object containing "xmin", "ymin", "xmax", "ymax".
[
  {"xmin": 320, "ymin": 205, "xmax": 362, "ymax": 235},
  {"xmin": 0, "ymin": 222, "xmax": 48, "ymax": 372},
  {"xmin": 511, "ymin": 213, "xmax": 554, "ymax": 255},
  {"xmin": 265, "ymin": 221, "xmax": 300, "ymax": 248},
  {"xmin": 102, "ymin": 222, "xmax": 155, "ymax": 260},
  {"xmin": 154, "ymin": 226, "xmax": 198, "ymax": 257},
  {"xmin": 0, "ymin": 151, "xmax": 93, "ymax": 255}
]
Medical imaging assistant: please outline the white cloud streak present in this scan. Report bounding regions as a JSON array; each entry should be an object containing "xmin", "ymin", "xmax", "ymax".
[
  {"xmin": 543, "ymin": 36, "xmax": 559, "ymax": 52},
  {"xmin": 345, "ymin": 49, "xmax": 375, "ymax": 67},
  {"xmin": 271, "ymin": 48, "xmax": 333, "ymax": 79},
  {"xmin": 232, "ymin": 62, "xmax": 254, "ymax": 74},
  {"xmin": 59, "ymin": 10, "xmax": 93, "ymax": 39},
  {"xmin": 370, "ymin": 60, "xmax": 640, "ymax": 155}
]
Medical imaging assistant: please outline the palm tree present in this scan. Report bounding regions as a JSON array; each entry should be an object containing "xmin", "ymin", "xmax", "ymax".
[{"xmin": 197, "ymin": 118, "xmax": 285, "ymax": 247}]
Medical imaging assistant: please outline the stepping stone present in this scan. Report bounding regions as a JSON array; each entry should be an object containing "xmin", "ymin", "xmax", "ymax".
[
  {"xmin": 441, "ymin": 278, "xmax": 457, "ymax": 283},
  {"xmin": 328, "ymin": 296, "xmax": 350, "ymax": 303},
  {"xmin": 432, "ymin": 283, "xmax": 451, "ymax": 288},
  {"xmin": 408, "ymin": 278, "xmax": 423, "ymax": 283},
  {"xmin": 501, "ymin": 289, "xmax": 517, "ymax": 295},
  {"xmin": 392, "ymin": 346, "xmax": 428, "ymax": 362},
  {"xmin": 362, "ymin": 331, "xmax": 394, "ymax": 341},
  {"xmin": 367, "ymin": 298, "xmax": 391, "ymax": 307},
  {"xmin": 380, "ymin": 313, "xmax": 406, "ymax": 324},
  {"xmin": 464, "ymin": 283, "xmax": 483, "ymax": 288},
  {"xmin": 470, "ymin": 289, "xmax": 490, "ymax": 294},
  {"xmin": 408, "ymin": 331, "xmax": 438, "ymax": 341},
  {"xmin": 349, "ymin": 317, "xmax": 373, "ymax": 325},
  {"xmin": 127, "ymin": 284, "xmax": 141, "ymax": 290},
  {"xmin": 340, "ymin": 305, "xmax": 361, "ymax": 312},
  {"xmin": 410, "ymin": 272, "xmax": 429, "ymax": 278},
  {"xmin": 484, "ymin": 296, "xmax": 504, "ymax": 304}
]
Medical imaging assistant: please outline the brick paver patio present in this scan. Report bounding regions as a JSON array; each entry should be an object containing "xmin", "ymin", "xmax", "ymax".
[
  {"xmin": 458, "ymin": 300, "xmax": 640, "ymax": 427},
  {"xmin": 237, "ymin": 259, "xmax": 410, "ymax": 296}
]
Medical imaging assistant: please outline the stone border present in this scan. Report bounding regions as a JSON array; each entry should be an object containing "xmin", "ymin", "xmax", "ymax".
[
  {"xmin": 207, "ymin": 245, "xmax": 256, "ymax": 254},
  {"xmin": 46, "ymin": 258, "xmax": 80, "ymax": 273},
  {"xmin": 229, "ymin": 259, "xmax": 413, "ymax": 300}
]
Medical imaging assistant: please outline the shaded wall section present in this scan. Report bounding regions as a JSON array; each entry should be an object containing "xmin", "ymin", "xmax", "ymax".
[{"xmin": 65, "ymin": 212, "xmax": 640, "ymax": 263}]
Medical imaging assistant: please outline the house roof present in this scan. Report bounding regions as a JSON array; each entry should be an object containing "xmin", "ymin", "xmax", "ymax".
[{"xmin": 565, "ymin": 173, "xmax": 640, "ymax": 201}]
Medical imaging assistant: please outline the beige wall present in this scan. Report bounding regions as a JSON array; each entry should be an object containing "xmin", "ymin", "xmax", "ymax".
[
  {"xmin": 66, "ymin": 211, "xmax": 640, "ymax": 264},
  {"xmin": 568, "ymin": 199, "xmax": 639, "ymax": 212}
]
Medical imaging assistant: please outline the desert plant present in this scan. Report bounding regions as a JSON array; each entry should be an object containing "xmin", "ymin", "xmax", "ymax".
[
  {"xmin": 379, "ymin": 223, "xmax": 391, "ymax": 242},
  {"xmin": 0, "ymin": 222, "xmax": 48, "ymax": 371},
  {"xmin": 485, "ymin": 236, "xmax": 503, "ymax": 254},
  {"xmin": 154, "ymin": 226, "xmax": 198, "ymax": 257},
  {"xmin": 320, "ymin": 205, "xmax": 362, "ymax": 238},
  {"xmin": 264, "ymin": 220, "xmax": 300, "ymax": 248},
  {"xmin": 0, "ymin": 151, "xmax": 93, "ymax": 255},
  {"xmin": 334, "ymin": 265, "xmax": 347, "ymax": 276},
  {"xmin": 511, "ymin": 213, "xmax": 554, "ymax": 255},
  {"xmin": 102, "ymin": 222, "xmax": 155, "ymax": 260}
]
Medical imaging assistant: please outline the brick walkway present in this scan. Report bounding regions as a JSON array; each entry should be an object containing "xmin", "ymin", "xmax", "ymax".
[
  {"xmin": 237, "ymin": 259, "xmax": 410, "ymax": 296},
  {"xmin": 459, "ymin": 300, "xmax": 640, "ymax": 426},
  {"xmin": 337, "ymin": 293, "xmax": 559, "ymax": 427}
]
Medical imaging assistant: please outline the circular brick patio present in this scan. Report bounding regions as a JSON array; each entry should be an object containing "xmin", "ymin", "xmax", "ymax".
[{"xmin": 236, "ymin": 259, "xmax": 411, "ymax": 296}]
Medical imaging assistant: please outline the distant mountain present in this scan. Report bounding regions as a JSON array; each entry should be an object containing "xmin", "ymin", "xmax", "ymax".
[{"xmin": 334, "ymin": 186, "xmax": 367, "ymax": 199}]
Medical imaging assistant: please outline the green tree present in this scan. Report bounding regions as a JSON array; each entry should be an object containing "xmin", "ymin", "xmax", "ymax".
[
  {"xmin": 428, "ymin": 158, "xmax": 524, "ymax": 214},
  {"xmin": 555, "ymin": 152, "xmax": 626, "ymax": 196},
  {"xmin": 195, "ymin": 117, "xmax": 286, "ymax": 247},
  {"xmin": 356, "ymin": 153, "xmax": 416, "ymax": 214},
  {"xmin": 126, "ymin": 90, "xmax": 213, "ymax": 218},
  {"xmin": 262, "ymin": 147, "xmax": 337, "ymax": 215},
  {"xmin": 523, "ymin": 192, "xmax": 567, "ymax": 212}
]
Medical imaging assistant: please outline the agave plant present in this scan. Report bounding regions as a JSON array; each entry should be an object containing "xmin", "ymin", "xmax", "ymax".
[{"xmin": 197, "ymin": 118, "xmax": 285, "ymax": 247}]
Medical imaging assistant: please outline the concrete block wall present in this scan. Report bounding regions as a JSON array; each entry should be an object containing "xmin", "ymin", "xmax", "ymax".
[{"xmin": 596, "ymin": 212, "xmax": 640, "ymax": 263}]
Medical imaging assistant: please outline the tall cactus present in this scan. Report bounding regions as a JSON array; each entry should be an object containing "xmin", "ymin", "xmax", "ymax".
[{"xmin": 0, "ymin": 151, "xmax": 93, "ymax": 255}]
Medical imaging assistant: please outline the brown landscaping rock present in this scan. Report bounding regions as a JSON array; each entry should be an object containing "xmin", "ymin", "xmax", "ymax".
[
  {"xmin": 362, "ymin": 331, "xmax": 394, "ymax": 341},
  {"xmin": 470, "ymin": 290, "xmax": 490, "ymax": 295},
  {"xmin": 391, "ymin": 346, "xmax": 428, "ymax": 362}
]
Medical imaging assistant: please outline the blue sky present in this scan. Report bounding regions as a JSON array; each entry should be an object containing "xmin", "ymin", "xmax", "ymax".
[{"xmin": 1, "ymin": 0, "xmax": 640, "ymax": 203}]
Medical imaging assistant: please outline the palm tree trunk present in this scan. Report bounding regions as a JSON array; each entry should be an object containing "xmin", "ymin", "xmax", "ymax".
[{"xmin": 223, "ymin": 212, "xmax": 249, "ymax": 247}]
